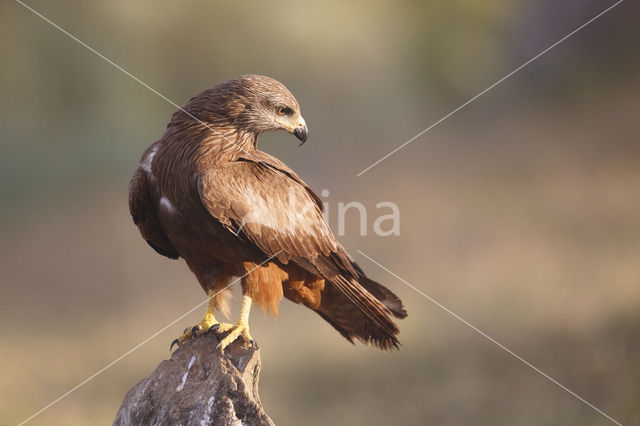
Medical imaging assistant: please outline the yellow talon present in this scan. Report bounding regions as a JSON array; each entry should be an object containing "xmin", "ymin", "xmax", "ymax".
[
  {"xmin": 216, "ymin": 295, "xmax": 255, "ymax": 352},
  {"xmin": 172, "ymin": 289, "xmax": 229, "ymax": 350}
]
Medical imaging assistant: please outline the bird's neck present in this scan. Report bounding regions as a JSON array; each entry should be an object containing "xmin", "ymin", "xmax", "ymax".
[
  {"xmin": 200, "ymin": 127, "xmax": 258, "ymax": 155},
  {"xmin": 232, "ymin": 131, "xmax": 259, "ymax": 152},
  {"xmin": 162, "ymin": 118, "xmax": 260, "ymax": 165}
]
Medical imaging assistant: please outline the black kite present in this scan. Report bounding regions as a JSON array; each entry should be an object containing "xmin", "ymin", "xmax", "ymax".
[{"xmin": 129, "ymin": 75, "xmax": 406, "ymax": 351}]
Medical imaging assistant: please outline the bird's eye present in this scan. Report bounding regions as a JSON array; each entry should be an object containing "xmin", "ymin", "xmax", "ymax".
[{"xmin": 277, "ymin": 106, "xmax": 292, "ymax": 116}]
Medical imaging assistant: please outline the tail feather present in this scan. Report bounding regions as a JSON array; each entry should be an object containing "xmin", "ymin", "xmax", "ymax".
[
  {"xmin": 358, "ymin": 276, "xmax": 407, "ymax": 319},
  {"xmin": 315, "ymin": 275, "xmax": 406, "ymax": 350}
]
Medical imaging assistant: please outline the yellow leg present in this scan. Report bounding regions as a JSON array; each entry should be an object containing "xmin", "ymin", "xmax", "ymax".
[
  {"xmin": 216, "ymin": 295, "xmax": 255, "ymax": 352},
  {"xmin": 171, "ymin": 289, "xmax": 233, "ymax": 350}
]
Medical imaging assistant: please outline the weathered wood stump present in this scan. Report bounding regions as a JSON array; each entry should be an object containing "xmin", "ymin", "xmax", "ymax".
[{"xmin": 113, "ymin": 332, "xmax": 274, "ymax": 425}]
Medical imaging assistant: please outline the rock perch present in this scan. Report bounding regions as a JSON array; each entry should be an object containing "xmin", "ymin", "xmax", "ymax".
[{"xmin": 113, "ymin": 332, "xmax": 274, "ymax": 425}]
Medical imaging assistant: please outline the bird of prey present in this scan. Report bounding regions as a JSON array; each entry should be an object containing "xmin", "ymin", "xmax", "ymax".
[{"xmin": 129, "ymin": 74, "xmax": 406, "ymax": 351}]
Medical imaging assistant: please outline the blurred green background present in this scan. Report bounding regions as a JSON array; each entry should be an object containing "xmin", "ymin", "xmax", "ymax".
[{"xmin": 2, "ymin": 1, "xmax": 639, "ymax": 425}]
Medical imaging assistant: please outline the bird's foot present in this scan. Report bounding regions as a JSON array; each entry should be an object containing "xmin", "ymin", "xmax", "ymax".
[
  {"xmin": 215, "ymin": 321, "xmax": 256, "ymax": 352},
  {"xmin": 170, "ymin": 318, "xmax": 234, "ymax": 350}
]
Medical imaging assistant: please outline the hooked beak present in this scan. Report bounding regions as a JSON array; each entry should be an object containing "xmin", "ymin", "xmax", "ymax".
[
  {"xmin": 293, "ymin": 122, "xmax": 308, "ymax": 145},
  {"xmin": 276, "ymin": 114, "xmax": 308, "ymax": 145}
]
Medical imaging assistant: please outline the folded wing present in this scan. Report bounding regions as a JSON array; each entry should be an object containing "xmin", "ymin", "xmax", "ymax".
[{"xmin": 198, "ymin": 152, "xmax": 405, "ymax": 348}]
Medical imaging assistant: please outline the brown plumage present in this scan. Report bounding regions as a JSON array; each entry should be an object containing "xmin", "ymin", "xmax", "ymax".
[{"xmin": 129, "ymin": 74, "xmax": 406, "ymax": 350}]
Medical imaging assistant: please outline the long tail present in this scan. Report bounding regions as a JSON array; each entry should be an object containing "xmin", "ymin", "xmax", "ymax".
[{"xmin": 315, "ymin": 275, "xmax": 406, "ymax": 350}]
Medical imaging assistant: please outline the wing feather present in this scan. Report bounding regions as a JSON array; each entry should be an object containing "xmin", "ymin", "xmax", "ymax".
[{"xmin": 198, "ymin": 155, "xmax": 348, "ymax": 275}]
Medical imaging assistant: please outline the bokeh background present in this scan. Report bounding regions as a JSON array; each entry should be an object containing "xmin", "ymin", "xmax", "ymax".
[{"xmin": 2, "ymin": 0, "xmax": 639, "ymax": 424}]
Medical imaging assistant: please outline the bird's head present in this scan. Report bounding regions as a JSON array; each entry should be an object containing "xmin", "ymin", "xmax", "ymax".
[{"xmin": 186, "ymin": 74, "xmax": 308, "ymax": 145}]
